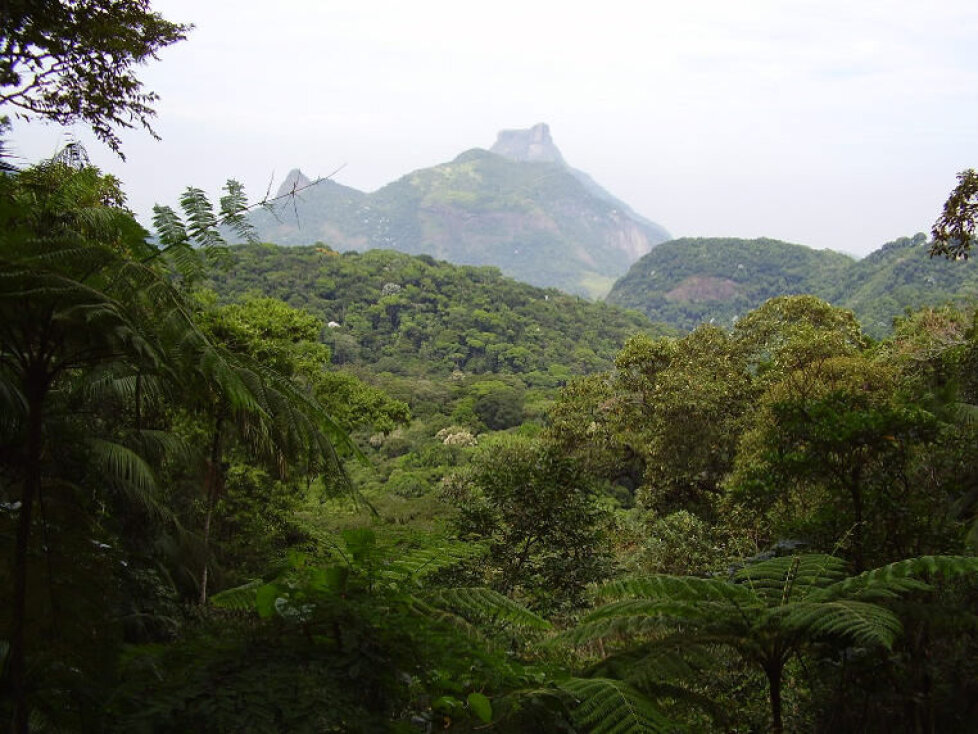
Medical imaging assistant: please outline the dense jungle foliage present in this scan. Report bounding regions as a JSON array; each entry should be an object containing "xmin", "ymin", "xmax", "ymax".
[
  {"xmin": 3, "ymin": 155, "xmax": 978, "ymax": 733},
  {"xmin": 209, "ymin": 242, "xmax": 667, "ymax": 378},
  {"xmin": 4, "ymin": 4, "xmax": 978, "ymax": 730}
]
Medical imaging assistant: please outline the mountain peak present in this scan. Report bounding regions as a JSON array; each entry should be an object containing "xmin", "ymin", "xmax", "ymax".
[
  {"xmin": 275, "ymin": 169, "xmax": 312, "ymax": 199},
  {"xmin": 490, "ymin": 123, "xmax": 565, "ymax": 165}
]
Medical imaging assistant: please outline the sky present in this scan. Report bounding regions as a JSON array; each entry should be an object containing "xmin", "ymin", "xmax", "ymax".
[{"xmin": 9, "ymin": 0, "xmax": 978, "ymax": 257}]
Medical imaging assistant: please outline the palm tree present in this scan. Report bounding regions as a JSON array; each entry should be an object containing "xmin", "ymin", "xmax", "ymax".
[{"xmin": 565, "ymin": 553, "xmax": 978, "ymax": 733}]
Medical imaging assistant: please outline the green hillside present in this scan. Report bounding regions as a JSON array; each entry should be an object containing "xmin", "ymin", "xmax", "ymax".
[
  {"xmin": 246, "ymin": 145, "xmax": 669, "ymax": 299},
  {"xmin": 605, "ymin": 237, "xmax": 854, "ymax": 331},
  {"xmin": 842, "ymin": 233, "xmax": 978, "ymax": 336},
  {"xmin": 210, "ymin": 243, "xmax": 668, "ymax": 379},
  {"xmin": 607, "ymin": 235, "xmax": 978, "ymax": 336}
]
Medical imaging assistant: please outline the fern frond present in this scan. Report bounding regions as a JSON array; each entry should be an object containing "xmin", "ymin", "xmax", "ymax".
[
  {"xmin": 595, "ymin": 575, "xmax": 755, "ymax": 605},
  {"xmin": 588, "ymin": 635, "xmax": 717, "ymax": 691},
  {"xmin": 407, "ymin": 596, "xmax": 487, "ymax": 643},
  {"xmin": 582, "ymin": 597, "xmax": 741, "ymax": 626},
  {"xmin": 179, "ymin": 186, "xmax": 223, "ymax": 251},
  {"xmin": 870, "ymin": 554, "xmax": 978, "ymax": 580},
  {"xmin": 151, "ymin": 204, "xmax": 188, "ymax": 249},
  {"xmin": 380, "ymin": 542, "xmax": 484, "ymax": 584},
  {"xmin": 219, "ymin": 179, "xmax": 257, "ymax": 244},
  {"xmin": 734, "ymin": 554, "xmax": 847, "ymax": 602},
  {"xmin": 210, "ymin": 580, "xmax": 262, "ymax": 612},
  {"xmin": 424, "ymin": 587, "xmax": 551, "ymax": 630},
  {"xmin": 818, "ymin": 555, "xmax": 978, "ymax": 601},
  {"xmin": 777, "ymin": 599, "xmax": 902, "ymax": 648},
  {"xmin": 561, "ymin": 614, "xmax": 674, "ymax": 649},
  {"xmin": 947, "ymin": 401, "xmax": 978, "ymax": 426},
  {"xmin": 558, "ymin": 677, "xmax": 679, "ymax": 734},
  {"xmin": 166, "ymin": 244, "xmax": 205, "ymax": 284},
  {"xmin": 0, "ymin": 376, "xmax": 26, "ymax": 432}
]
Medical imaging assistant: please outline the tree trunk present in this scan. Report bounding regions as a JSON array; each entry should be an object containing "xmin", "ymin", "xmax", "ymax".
[
  {"xmin": 849, "ymin": 481, "xmax": 865, "ymax": 572},
  {"xmin": 766, "ymin": 663, "xmax": 784, "ymax": 734},
  {"xmin": 198, "ymin": 419, "xmax": 223, "ymax": 605},
  {"xmin": 10, "ymin": 380, "xmax": 45, "ymax": 733}
]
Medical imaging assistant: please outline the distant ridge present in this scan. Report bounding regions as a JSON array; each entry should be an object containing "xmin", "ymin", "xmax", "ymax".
[
  {"xmin": 606, "ymin": 234, "xmax": 978, "ymax": 337},
  {"xmin": 245, "ymin": 125, "xmax": 670, "ymax": 298}
]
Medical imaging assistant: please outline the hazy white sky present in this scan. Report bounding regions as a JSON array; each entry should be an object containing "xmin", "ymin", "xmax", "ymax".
[{"xmin": 9, "ymin": 0, "xmax": 978, "ymax": 256}]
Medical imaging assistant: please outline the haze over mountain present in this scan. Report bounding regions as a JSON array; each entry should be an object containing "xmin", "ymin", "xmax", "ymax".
[
  {"xmin": 247, "ymin": 124, "xmax": 670, "ymax": 298},
  {"xmin": 606, "ymin": 234, "xmax": 978, "ymax": 337}
]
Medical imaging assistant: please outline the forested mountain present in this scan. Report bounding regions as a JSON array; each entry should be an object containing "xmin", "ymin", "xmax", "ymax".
[
  {"xmin": 9, "ymin": 4, "xmax": 978, "ymax": 733},
  {"xmin": 606, "ymin": 237, "xmax": 852, "ymax": 332},
  {"xmin": 210, "ymin": 243, "xmax": 668, "ymax": 378},
  {"xmin": 607, "ymin": 234, "xmax": 978, "ymax": 336},
  {"xmin": 245, "ymin": 124, "xmax": 670, "ymax": 299},
  {"xmin": 842, "ymin": 232, "xmax": 978, "ymax": 335}
]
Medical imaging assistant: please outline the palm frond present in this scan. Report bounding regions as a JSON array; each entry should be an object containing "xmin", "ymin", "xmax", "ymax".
[
  {"xmin": 84, "ymin": 438, "xmax": 175, "ymax": 526},
  {"xmin": 86, "ymin": 437, "xmax": 157, "ymax": 495}
]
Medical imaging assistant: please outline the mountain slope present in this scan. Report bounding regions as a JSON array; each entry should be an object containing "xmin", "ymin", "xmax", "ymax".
[
  {"xmin": 840, "ymin": 233, "xmax": 978, "ymax": 336},
  {"xmin": 246, "ymin": 125, "xmax": 670, "ymax": 298},
  {"xmin": 606, "ymin": 234, "xmax": 978, "ymax": 337},
  {"xmin": 210, "ymin": 243, "xmax": 669, "ymax": 379},
  {"xmin": 605, "ymin": 237, "xmax": 854, "ymax": 332}
]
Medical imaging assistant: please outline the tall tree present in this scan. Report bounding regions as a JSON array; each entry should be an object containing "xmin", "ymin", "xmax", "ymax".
[
  {"xmin": 0, "ymin": 160, "xmax": 196, "ymax": 730},
  {"xmin": 931, "ymin": 169, "xmax": 978, "ymax": 260},
  {"xmin": 445, "ymin": 435, "xmax": 609, "ymax": 613},
  {"xmin": 728, "ymin": 354, "xmax": 939, "ymax": 569},
  {"xmin": 0, "ymin": 0, "xmax": 190, "ymax": 155}
]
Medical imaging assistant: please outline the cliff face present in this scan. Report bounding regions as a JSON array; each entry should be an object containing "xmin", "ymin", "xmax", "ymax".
[
  {"xmin": 490, "ymin": 122, "xmax": 566, "ymax": 164},
  {"xmin": 246, "ymin": 126, "xmax": 670, "ymax": 298}
]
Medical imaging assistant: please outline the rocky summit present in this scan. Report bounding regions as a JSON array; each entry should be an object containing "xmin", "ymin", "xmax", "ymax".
[
  {"xmin": 274, "ymin": 168, "xmax": 313, "ymax": 199},
  {"xmin": 244, "ymin": 125, "xmax": 670, "ymax": 298},
  {"xmin": 490, "ymin": 122, "xmax": 566, "ymax": 164}
]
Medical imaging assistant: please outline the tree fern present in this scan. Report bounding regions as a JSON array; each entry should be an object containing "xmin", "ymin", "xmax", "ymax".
[{"xmin": 566, "ymin": 553, "xmax": 978, "ymax": 733}]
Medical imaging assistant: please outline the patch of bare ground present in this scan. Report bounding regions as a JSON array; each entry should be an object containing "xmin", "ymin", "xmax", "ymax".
[{"xmin": 665, "ymin": 275, "xmax": 739, "ymax": 302}]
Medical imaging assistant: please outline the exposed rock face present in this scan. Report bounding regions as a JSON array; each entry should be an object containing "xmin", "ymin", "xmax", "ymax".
[
  {"xmin": 275, "ymin": 169, "xmax": 312, "ymax": 199},
  {"xmin": 490, "ymin": 123, "xmax": 566, "ymax": 164},
  {"xmin": 246, "ymin": 127, "xmax": 671, "ymax": 298}
]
